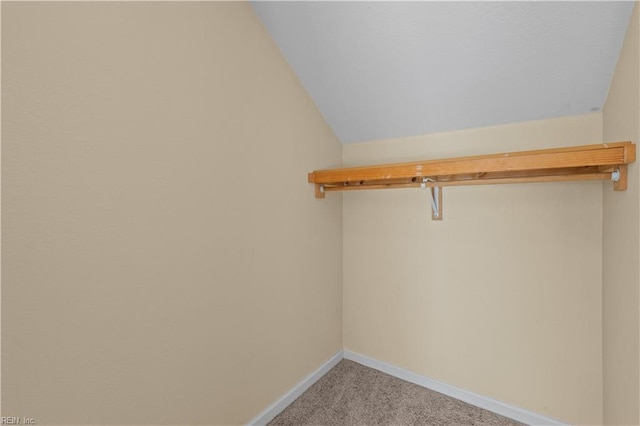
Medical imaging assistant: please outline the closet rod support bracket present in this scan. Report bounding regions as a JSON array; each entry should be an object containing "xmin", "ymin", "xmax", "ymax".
[
  {"xmin": 613, "ymin": 165, "xmax": 628, "ymax": 191},
  {"xmin": 422, "ymin": 178, "xmax": 443, "ymax": 221}
]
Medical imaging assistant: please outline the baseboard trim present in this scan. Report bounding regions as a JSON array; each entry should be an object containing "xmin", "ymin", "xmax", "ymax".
[
  {"xmin": 248, "ymin": 349, "xmax": 568, "ymax": 426},
  {"xmin": 343, "ymin": 349, "xmax": 568, "ymax": 426},
  {"xmin": 246, "ymin": 350, "xmax": 344, "ymax": 426}
]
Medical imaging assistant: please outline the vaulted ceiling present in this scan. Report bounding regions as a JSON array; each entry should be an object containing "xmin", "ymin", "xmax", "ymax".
[{"xmin": 252, "ymin": 1, "xmax": 635, "ymax": 144}]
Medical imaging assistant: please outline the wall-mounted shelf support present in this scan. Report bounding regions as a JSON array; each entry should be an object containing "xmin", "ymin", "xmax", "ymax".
[
  {"xmin": 308, "ymin": 142, "xmax": 636, "ymax": 220},
  {"xmin": 421, "ymin": 178, "xmax": 442, "ymax": 220},
  {"xmin": 613, "ymin": 164, "xmax": 628, "ymax": 191}
]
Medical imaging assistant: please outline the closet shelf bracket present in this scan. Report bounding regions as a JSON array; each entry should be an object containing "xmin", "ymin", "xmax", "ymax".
[{"xmin": 421, "ymin": 178, "xmax": 442, "ymax": 220}]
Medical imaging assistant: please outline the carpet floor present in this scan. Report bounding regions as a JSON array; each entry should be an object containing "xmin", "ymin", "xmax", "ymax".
[{"xmin": 268, "ymin": 360, "xmax": 523, "ymax": 426}]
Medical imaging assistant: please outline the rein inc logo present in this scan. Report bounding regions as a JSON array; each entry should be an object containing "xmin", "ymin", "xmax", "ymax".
[{"xmin": 1, "ymin": 418, "xmax": 36, "ymax": 425}]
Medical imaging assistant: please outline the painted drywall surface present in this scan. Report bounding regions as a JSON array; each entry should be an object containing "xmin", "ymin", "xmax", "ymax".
[
  {"xmin": 2, "ymin": 3, "xmax": 342, "ymax": 424},
  {"xmin": 343, "ymin": 114, "xmax": 604, "ymax": 425},
  {"xmin": 253, "ymin": 1, "xmax": 633, "ymax": 143},
  {"xmin": 602, "ymin": 3, "xmax": 640, "ymax": 425}
]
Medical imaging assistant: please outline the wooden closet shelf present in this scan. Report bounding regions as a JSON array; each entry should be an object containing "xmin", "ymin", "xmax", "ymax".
[{"xmin": 308, "ymin": 142, "xmax": 636, "ymax": 199}]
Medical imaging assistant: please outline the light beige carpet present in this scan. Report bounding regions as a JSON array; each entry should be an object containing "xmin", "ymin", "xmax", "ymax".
[{"xmin": 269, "ymin": 360, "xmax": 523, "ymax": 426}]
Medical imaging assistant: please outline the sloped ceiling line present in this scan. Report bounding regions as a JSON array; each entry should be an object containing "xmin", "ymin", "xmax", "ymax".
[{"xmin": 252, "ymin": 1, "xmax": 635, "ymax": 144}]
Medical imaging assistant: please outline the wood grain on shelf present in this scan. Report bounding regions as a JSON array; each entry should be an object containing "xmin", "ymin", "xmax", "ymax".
[{"xmin": 309, "ymin": 142, "xmax": 635, "ymax": 198}]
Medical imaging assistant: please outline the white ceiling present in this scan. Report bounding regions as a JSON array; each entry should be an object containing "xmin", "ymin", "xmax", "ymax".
[{"xmin": 252, "ymin": 1, "xmax": 635, "ymax": 144}]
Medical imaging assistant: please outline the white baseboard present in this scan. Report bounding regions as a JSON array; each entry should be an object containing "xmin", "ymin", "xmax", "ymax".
[
  {"xmin": 246, "ymin": 350, "xmax": 344, "ymax": 426},
  {"xmin": 248, "ymin": 349, "xmax": 568, "ymax": 426},
  {"xmin": 343, "ymin": 349, "xmax": 568, "ymax": 426}
]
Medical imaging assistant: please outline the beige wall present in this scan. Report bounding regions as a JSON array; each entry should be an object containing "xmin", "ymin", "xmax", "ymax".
[
  {"xmin": 602, "ymin": 3, "xmax": 640, "ymax": 425},
  {"xmin": 343, "ymin": 113, "xmax": 604, "ymax": 425},
  {"xmin": 1, "ymin": 3, "xmax": 342, "ymax": 424},
  {"xmin": 4, "ymin": 2, "xmax": 640, "ymax": 426}
]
